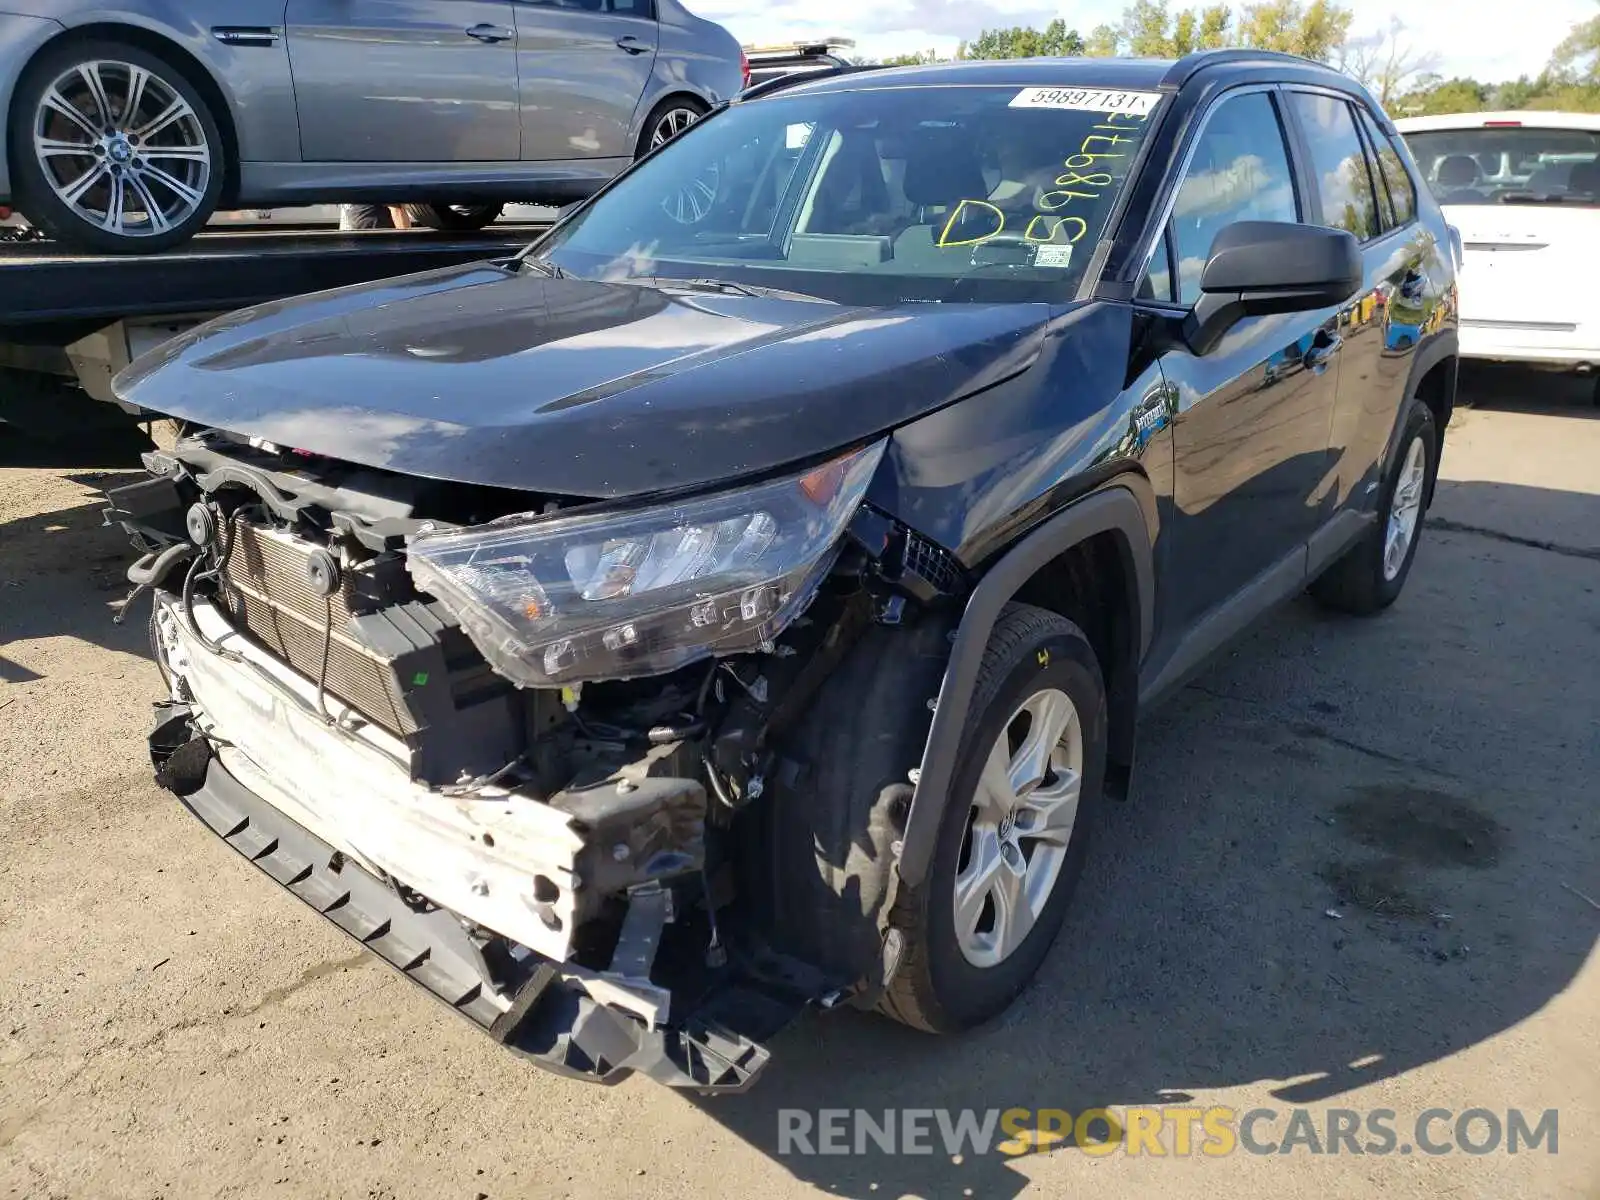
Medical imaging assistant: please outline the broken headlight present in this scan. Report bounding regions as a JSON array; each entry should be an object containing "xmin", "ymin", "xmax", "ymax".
[{"xmin": 406, "ymin": 442, "xmax": 885, "ymax": 687}]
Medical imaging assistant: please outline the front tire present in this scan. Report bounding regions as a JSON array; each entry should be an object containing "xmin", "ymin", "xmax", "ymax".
[
  {"xmin": 10, "ymin": 41, "xmax": 224, "ymax": 253},
  {"xmin": 401, "ymin": 202, "xmax": 504, "ymax": 232},
  {"xmin": 765, "ymin": 603, "xmax": 1105, "ymax": 1035},
  {"xmin": 880, "ymin": 605, "xmax": 1105, "ymax": 1032},
  {"xmin": 1311, "ymin": 397, "xmax": 1437, "ymax": 615}
]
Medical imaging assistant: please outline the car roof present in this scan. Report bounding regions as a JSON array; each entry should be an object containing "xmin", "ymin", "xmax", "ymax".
[
  {"xmin": 1396, "ymin": 111, "xmax": 1600, "ymax": 132},
  {"xmin": 743, "ymin": 50, "xmax": 1360, "ymax": 101}
]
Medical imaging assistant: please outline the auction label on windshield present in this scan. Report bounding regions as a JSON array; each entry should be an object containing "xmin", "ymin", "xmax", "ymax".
[{"xmin": 1009, "ymin": 87, "xmax": 1161, "ymax": 116}]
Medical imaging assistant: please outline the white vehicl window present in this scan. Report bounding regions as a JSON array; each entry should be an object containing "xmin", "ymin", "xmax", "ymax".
[{"xmin": 1405, "ymin": 125, "xmax": 1600, "ymax": 207}]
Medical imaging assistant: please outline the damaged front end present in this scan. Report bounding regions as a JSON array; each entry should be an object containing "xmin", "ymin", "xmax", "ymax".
[{"xmin": 105, "ymin": 427, "xmax": 962, "ymax": 1091}]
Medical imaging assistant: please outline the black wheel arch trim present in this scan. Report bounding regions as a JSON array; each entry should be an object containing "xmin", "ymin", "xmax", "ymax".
[
  {"xmin": 1386, "ymin": 328, "xmax": 1457, "ymax": 494},
  {"xmin": 894, "ymin": 483, "xmax": 1155, "ymax": 889}
]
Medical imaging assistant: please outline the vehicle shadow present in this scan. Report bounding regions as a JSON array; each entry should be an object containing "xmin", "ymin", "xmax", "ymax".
[
  {"xmin": 0, "ymin": 425, "xmax": 154, "ymax": 672},
  {"xmin": 684, "ymin": 484, "xmax": 1600, "ymax": 1198},
  {"xmin": 1457, "ymin": 362, "xmax": 1599, "ymax": 417}
]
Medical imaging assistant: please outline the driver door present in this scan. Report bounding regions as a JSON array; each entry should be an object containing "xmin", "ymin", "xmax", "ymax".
[
  {"xmin": 285, "ymin": 1, "xmax": 521, "ymax": 162},
  {"xmin": 1148, "ymin": 87, "xmax": 1342, "ymax": 636}
]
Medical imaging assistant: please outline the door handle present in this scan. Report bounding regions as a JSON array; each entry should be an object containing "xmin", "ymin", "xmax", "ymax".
[
  {"xmin": 465, "ymin": 23, "xmax": 514, "ymax": 43},
  {"xmin": 1305, "ymin": 332, "xmax": 1342, "ymax": 373},
  {"xmin": 616, "ymin": 34, "xmax": 648, "ymax": 54}
]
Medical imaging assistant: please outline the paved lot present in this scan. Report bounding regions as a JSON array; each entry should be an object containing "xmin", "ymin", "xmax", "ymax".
[{"xmin": 2, "ymin": 368, "xmax": 1597, "ymax": 1200}]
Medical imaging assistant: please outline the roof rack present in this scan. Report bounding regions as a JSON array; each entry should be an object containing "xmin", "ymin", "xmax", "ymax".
[{"xmin": 1160, "ymin": 47, "xmax": 1329, "ymax": 89}]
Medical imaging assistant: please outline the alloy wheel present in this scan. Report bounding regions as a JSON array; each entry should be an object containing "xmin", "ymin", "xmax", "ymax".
[
  {"xmin": 32, "ymin": 60, "xmax": 211, "ymax": 238},
  {"xmin": 651, "ymin": 107, "xmax": 718, "ymax": 224},
  {"xmin": 649, "ymin": 106, "xmax": 699, "ymax": 149},
  {"xmin": 1383, "ymin": 435, "xmax": 1428, "ymax": 581},
  {"xmin": 953, "ymin": 687, "xmax": 1083, "ymax": 969}
]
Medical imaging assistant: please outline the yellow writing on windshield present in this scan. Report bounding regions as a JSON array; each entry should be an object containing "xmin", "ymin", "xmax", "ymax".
[{"xmin": 937, "ymin": 110, "xmax": 1149, "ymax": 250}]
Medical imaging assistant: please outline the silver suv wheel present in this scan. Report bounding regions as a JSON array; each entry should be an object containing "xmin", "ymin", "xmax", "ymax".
[
  {"xmin": 1383, "ymin": 434, "xmax": 1428, "ymax": 581},
  {"xmin": 953, "ymin": 686, "xmax": 1083, "ymax": 968},
  {"xmin": 32, "ymin": 59, "xmax": 211, "ymax": 238}
]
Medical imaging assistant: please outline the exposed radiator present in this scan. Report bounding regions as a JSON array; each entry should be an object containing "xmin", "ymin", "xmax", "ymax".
[{"xmin": 220, "ymin": 519, "xmax": 420, "ymax": 737}]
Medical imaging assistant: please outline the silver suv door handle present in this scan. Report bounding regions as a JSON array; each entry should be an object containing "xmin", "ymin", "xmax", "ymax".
[
  {"xmin": 465, "ymin": 23, "xmax": 514, "ymax": 43},
  {"xmin": 616, "ymin": 34, "xmax": 649, "ymax": 54}
]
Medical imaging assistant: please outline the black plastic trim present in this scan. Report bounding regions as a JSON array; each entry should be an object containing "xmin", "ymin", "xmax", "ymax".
[
  {"xmin": 896, "ymin": 485, "xmax": 1154, "ymax": 887},
  {"xmin": 159, "ymin": 725, "xmax": 777, "ymax": 1092},
  {"xmin": 1138, "ymin": 543, "xmax": 1305, "ymax": 708}
]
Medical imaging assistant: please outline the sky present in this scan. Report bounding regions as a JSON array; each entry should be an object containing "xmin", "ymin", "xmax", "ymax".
[{"xmin": 696, "ymin": 0, "xmax": 1597, "ymax": 85}]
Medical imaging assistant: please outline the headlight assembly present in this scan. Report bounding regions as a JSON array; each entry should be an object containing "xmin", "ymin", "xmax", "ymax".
[{"xmin": 406, "ymin": 442, "xmax": 886, "ymax": 688}]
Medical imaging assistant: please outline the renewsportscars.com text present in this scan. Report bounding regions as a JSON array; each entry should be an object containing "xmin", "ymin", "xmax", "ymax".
[{"xmin": 777, "ymin": 1106, "xmax": 1559, "ymax": 1158}]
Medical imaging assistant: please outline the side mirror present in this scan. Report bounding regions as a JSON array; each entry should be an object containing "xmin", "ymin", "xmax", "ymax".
[{"xmin": 1184, "ymin": 221, "xmax": 1362, "ymax": 355}]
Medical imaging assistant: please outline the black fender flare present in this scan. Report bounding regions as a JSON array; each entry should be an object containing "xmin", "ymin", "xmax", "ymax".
[
  {"xmin": 894, "ymin": 485, "xmax": 1155, "ymax": 889},
  {"xmin": 1387, "ymin": 328, "xmax": 1458, "ymax": 501}
]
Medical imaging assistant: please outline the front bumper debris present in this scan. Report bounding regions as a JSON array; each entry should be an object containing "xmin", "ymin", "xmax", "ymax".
[
  {"xmin": 144, "ymin": 592, "xmax": 831, "ymax": 1092},
  {"xmin": 163, "ymin": 741, "xmax": 782, "ymax": 1090}
]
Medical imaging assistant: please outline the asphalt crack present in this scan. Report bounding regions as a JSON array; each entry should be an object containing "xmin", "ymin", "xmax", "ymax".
[{"xmin": 1426, "ymin": 516, "xmax": 1600, "ymax": 563}]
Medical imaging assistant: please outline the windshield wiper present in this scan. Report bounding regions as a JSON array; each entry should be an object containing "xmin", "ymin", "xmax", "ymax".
[
  {"xmin": 516, "ymin": 257, "xmax": 567, "ymax": 278},
  {"xmin": 631, "ymin": 276, "xmax": 827, "ymax": 302}
]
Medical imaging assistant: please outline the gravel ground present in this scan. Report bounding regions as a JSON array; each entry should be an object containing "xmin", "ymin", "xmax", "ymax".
[{"xmin": 1, "ymin": 369, "xmax": 1597, "ymax": 1200}]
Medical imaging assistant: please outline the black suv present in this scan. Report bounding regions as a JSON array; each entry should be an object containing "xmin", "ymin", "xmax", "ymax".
[{"xmin": 107, "ymin": 50, "xmax": 1457, "ymax": 1092}]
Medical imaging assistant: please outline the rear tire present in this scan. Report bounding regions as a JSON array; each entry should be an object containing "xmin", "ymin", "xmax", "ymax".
[
  {"xmin": 10, "ymin": 41, "xmax": 224, "ymax": 254},
  {"xmin": 634, "ymin": 95, "xmax": 708, "ymax": 160},
  {"xmin": 401, "ymin": 202, "xmax": 505, "ymax": 232},
  {"xmin": 1311, "ymin": 397, "xmax": 1437, "ymax": 615}
]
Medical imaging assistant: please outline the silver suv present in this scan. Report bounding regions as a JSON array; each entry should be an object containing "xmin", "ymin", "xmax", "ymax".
[{"xmin": 0, "ymin": 0, "xmax": 746, "ymax": 253}]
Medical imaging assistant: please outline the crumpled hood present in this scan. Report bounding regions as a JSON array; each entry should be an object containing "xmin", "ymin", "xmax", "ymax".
[{"xmin": 112, "ymin": 262, "xmax": 1051, "ymax": 498}]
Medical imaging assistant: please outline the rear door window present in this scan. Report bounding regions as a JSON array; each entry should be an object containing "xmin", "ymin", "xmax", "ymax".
[{"xmin": 1288, "ymin": 92, "xmax": 1382, "ymax": 242}]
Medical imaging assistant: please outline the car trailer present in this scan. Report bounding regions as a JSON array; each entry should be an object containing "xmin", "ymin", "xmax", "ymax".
[
  {"xmin": 742, "ymin": 38, "xmax": 857, "ymax": 86},
  {"xmin": 0, "ymin": 219, "xmax": 550, "ymax": 439}
]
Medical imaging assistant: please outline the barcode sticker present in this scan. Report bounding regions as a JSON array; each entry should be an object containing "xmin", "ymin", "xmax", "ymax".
[
  {"xmin": 1034, "ymin": 244, "xmax": 1074, "ymax": 268},
  {"xmin": 1009, "ymin": 87, "xmax": 1161, "ymax": 116}
]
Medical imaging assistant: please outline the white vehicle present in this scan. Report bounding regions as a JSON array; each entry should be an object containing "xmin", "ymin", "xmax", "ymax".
[{"xmin": 1396, "ymin": 111, "xmax": 1600, "ymax": 391}]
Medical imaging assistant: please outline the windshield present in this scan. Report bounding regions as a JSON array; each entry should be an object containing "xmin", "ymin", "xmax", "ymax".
[
  {"xmin": 534, "ymin": 84, "xmax": 1160, "ymax": 304},
  {"xmin": 1404, "ymin": 126, "xmax": 1600, "ymax": 206}
]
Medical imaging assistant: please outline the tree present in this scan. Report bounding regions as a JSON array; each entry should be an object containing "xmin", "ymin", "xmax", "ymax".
[
  {"xmin": 1394, "ymin": 74, "xmax": 1489, "ymax": 117},
  {"xmin": 1491, "ymin": 74, "xmax": 1546, "ymax": 110},
  {"xmin": 1196, "ymin": 5, "xmax": 1233, "ymax": 49},
  {"xmin": 1122, "ymin": 0, "xmax": 1178, "ymax": 55},
  {"xmin": 1081, "ymin": 0, "xmax": 1349, "ymax": 61},
  {"xmin": 1085, "ymin": 23, "xmax": 1120, "ymax": 56},
  {"xmin": 1235, "ymin": 0, "xmax": 1352, "ymax": 60},
  {"xmin": 879, "ymin": 48, "xmax": 946, "ymax": 66},
  {"xmin": 963, "ymin": 18, "xmax": 1086, "ymax": 61},
  {"xmin": 1551, "ymin": 1, "xmax": 1600, "ymax": 85},
  {"xmin": 1337, "ymin": 17, "xmax": 1440, "ymax": 106}
]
